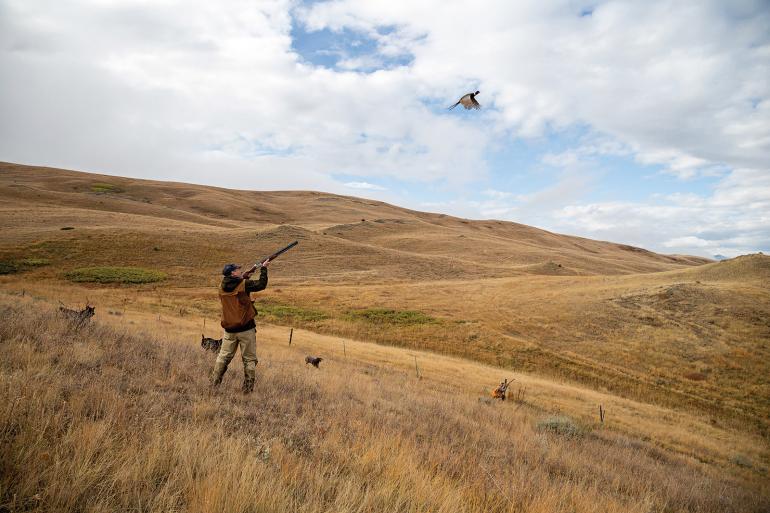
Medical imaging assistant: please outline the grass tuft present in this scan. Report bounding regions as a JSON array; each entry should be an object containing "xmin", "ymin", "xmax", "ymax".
[
  {"xmin": 63, "ymin": 266, "xmax": 166, "ymax": 284},
  {"xmin": 536, "ymin": 415, "xmax": 585, "ymax": 437},
  {"xmin": 732, "ymin": 454, "xmax": 753, "ymax": 469},
  {"xmin": 346, "ymin": 308, "xmax": 438, "ymax": 325}
]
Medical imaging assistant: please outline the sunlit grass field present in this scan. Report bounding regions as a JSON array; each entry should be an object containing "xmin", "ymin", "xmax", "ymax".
[
  {"xmin": 1, "ymin": 299, "xmax": 768, "ymax": 512},
  {"xmin": 1, "ymin": 163, "xmax": 769, "ymax": 511}
]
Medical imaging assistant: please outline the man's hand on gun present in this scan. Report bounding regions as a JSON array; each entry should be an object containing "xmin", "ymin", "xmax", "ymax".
[{"xmin": 242, "ymin": 259, "xmax": 270, "ymax": 279}]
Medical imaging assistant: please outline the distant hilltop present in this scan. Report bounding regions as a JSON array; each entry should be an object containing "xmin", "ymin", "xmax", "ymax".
[{"xmin": 0, "ymin": 160, "xmax": 712, "ymax": 280}]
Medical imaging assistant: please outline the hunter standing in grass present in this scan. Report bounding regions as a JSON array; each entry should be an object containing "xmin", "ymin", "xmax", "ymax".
[{"xmin": 211, "ymin": 260, "xmax": 269, "ymax": 393}]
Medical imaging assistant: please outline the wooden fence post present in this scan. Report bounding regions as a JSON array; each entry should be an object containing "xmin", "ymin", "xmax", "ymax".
[
  {"xmin": 289, "ymin": 328, "xmax": 293, "ymax": 346},
  {"xmin": 599, "ymin": 404, "xmax": 605, "ymax": 423}
]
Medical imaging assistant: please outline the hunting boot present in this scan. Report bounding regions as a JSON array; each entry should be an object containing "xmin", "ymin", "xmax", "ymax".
[
  {"xmin": 242, "ymin": 355, "xmax": 257, "ymax": 394},
  {"xmin": 210, "ymin": 361, "xmax": 228, "ymax": 386},
  {"xmin": 242, "ymin": 376, "xmax": 255, "ymax": 394}
]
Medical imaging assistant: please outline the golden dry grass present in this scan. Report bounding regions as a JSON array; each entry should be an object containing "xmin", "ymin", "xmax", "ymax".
[
  {"xmin": 8, "ymin": 258, "xmax": 765, "ymax": 439},
  {"xmin": 1, "ymin": 298, "xmax": 768, "ymax": 512},
  {"xmin": 0, "ymin": 161, "xmax": 709, "ymax": 280},
  {"xmin": 1, "ymin": 161, "xmax": 769, "ymax": 511}
]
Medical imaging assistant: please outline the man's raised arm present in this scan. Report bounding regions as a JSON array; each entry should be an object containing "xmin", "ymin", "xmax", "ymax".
[{"xmin": 245, "ymin": 263, "xmax": 268, "ymax": 293}]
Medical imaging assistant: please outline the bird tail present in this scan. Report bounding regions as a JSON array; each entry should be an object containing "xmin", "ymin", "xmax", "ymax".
[{"xmin": 448, "ymin": 102, "xmax": 459, "ymax": 110}]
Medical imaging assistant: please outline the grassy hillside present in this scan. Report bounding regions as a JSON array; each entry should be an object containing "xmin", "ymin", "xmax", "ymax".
[
  {"xmin": 1, "ymin": 299, "xmax": 767, "ymax": 512},
  {"xmin": 0, "ymin": 161, "xmax": 709, "ymax": 281},
  {"xmin": 1, "ymin": 161, "xmax": 769, "ymax": 508},
  {"xmin": 1, "ymin": 163, "xmax": 768, "ymax": 429}
]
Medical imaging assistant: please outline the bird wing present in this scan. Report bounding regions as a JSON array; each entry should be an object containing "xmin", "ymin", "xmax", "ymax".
[{"xmin": 470, "ymin": 96, "xmax": 481, "ymax": 109}]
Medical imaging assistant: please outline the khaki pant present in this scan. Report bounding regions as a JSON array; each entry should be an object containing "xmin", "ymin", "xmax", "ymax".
[{"xmin": 216, "ymin": 328, "xmax": 257, "ymax": 381}]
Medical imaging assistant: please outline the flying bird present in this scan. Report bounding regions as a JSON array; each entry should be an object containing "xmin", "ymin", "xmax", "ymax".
[{"xmin": 449, "ymin": 91, "xmax": 481, "ymax": 110}]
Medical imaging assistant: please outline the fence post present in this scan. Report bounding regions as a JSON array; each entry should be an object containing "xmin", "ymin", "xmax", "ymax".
[{"xmin": 289, "ymin": 328, "xmax": 293, "ymax": 346}]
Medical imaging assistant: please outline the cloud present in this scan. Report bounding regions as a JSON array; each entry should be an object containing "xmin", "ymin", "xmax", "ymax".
[
  {"xmin": 547, "ymin": 167, "xmax": 770, "ymax": 257},
  {"xmin": 446, "ymin": 163, "xmax": 769, "ymax": 258},
  {"xmin": 662, "ymin": 236, "xmax": 711, "ymax": 249},
  {"xmin": 301, "ymin": 0, "xmax": 770, "ymax": 178},
  {"xmin": 0, "ymin": 0, "xmax": 489, "ymax": 190},
  {"xmin": 344, "ymin": 181, "xmax": 386, "ymax": 190}
]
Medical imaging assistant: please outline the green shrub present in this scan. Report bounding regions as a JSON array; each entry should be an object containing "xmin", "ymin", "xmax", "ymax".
[
  {"xmin": 91, "ymin": 183, "xmax": 124, "ymax": 193},
  {"xmin": 19, "ymin": 258, "xmax": 51, "ymax": 267},
  {"xmin": 346, "ymin": 308, "xmax": 437, "ymax": 325},
  {"xmin": 731, "ymin": 454, "xmax": 752, "ymax": 469},
  {"xmin": 64, "ymin": 267, "xmax": 166, "ymax": 284},
  {"xmin": 0, "ymin": 262, "xmax": 18, "ymax": 275},
  {"xmin": 258, "ymin": 303, "xmax": 329, "ymax": 322},
  {"xmin": 536, "ymin": 416, "xmax": 584, "ymax": 437}
]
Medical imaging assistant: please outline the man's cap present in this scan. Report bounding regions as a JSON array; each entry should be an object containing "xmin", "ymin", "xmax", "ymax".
[{"xmin": 222, "ymin": 263, "xmax": 241, "ymax": 276}]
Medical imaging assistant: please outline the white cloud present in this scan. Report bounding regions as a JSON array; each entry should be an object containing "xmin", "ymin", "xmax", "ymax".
[
  {"xmin": 344, "ymin": 181, "xmax": 386, "ymax": 190},
  {"xmin": 542, "ymin": 151, "xmax": 581, "ymax": 169},
  {"xmin": 662, "ymin": 236, "xmax": 711, "ymax": 249},
  {"xmin": 0, "ymin": 0, "xmax": 489, "ymax": 190},
  {"xmin": 439, "ymin": 164, "xmax": 769, "ymax": 258},
  {"xmin": 301, "ymin": 0, "xmax": 770, "ymax": 178},
  {"xmin": 546, "ymin": 167, "xmax": 770, "ymax": 257},
  {"xmin": 482, "ymin": 189, "xmax": 516, "ymax": 200},
  {"xmin": 4, "ymin": 0, "xmax": 766, "ymax": 188}
]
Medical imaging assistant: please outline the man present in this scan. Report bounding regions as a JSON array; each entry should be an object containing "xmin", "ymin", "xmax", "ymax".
[{"xmin": 210, "ymin": 259, "xmax": 270, "ymax": 393}]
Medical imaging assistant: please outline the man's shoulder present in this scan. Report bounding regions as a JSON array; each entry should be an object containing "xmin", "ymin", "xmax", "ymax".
[{"xmin": 220, "ymin": 276, "xmax": 244, "ymax": 292}]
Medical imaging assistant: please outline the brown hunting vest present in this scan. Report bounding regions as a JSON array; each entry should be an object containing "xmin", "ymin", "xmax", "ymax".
[{"xmin": 219, "ymin": 280, "xmax": 256, "ymax": 330}]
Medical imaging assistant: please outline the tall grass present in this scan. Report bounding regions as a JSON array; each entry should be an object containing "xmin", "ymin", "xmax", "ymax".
[{"xmin": 0, "ymin": 301, "xmax": 767, "ymax": 512}]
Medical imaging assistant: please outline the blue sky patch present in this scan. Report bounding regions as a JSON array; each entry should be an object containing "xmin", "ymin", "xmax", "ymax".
[{"xmin": 291, "ymin": 21, "xmax": 413, "ymax": 71}]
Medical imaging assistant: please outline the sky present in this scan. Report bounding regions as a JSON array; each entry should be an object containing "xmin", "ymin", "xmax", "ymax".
[{"xmin": 1, "ymin": 0, "xmax": 768, "ymax": 259}]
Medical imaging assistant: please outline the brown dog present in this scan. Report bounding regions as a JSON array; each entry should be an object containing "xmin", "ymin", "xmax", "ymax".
[
  {"xmin": 59, "ymin": 304, "xmax": 95, "ymax": 326},
  {"xmin": 201, "ymin": 334, "xmax": 222, "ymax": 353},
  {"xmin": 305, "ymin": 356, "xmax": 323, "ymax": 368}
]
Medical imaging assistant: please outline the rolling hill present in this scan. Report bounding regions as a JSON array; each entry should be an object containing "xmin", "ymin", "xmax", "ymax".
[
  {"xmin": 1, "ymin": 161, "xmax": 769, "ymax": 511},
  {"xmin": 1, "ymin": 161, "xmax": 768, "ymax": 436},
  {"xmin": 0, "ymin": 161, "xmax": 709, "ymax": 282}
]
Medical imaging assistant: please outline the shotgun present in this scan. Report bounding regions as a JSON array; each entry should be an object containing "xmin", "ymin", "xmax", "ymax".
[{"xmin": 243, "ymin": 241, "xmax": 298, "ymax": 277}]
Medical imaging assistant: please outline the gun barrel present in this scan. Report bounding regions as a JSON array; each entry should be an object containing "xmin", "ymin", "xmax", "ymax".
[{"xmin": 265, "ymin": 240, "xmax": 299, "ymax": 262}]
